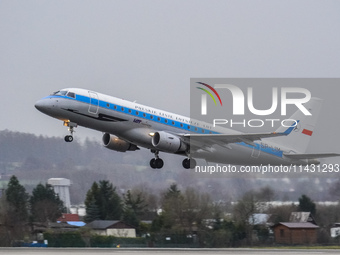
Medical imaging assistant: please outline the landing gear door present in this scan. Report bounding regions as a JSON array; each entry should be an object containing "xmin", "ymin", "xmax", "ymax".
[{"xmin": 88, "ymin": 91, "xmax": 99, "ymax": 114}]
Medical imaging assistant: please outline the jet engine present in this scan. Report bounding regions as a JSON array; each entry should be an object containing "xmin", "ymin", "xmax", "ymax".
[
  {"xmin": 102, "ymin": 133, "xmax": 139, "ymax": 152},
  {"xmin": 151, "ymin": 131, "xmax": 187, "ymax": 153}
]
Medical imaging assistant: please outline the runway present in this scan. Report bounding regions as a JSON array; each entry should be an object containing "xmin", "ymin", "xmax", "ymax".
[{"xmin": 0, "ymin": 248, "xmax": 340, "ymax": 255}]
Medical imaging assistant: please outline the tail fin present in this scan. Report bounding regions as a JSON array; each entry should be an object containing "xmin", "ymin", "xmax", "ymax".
[{"xmin": 274, "ymin": 98, "xmax": 322, "ymax": 153}]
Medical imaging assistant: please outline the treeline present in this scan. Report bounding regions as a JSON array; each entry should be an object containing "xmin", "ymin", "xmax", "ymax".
[{"xmin": 2, "ymin": 176, "xmax": 340, "ymax": 247}]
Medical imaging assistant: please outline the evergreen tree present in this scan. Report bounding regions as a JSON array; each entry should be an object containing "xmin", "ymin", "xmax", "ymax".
[
  {"xmin": 30, "ymin": 183, "xmax": 65, "ymax": 222},
  {"xmin": 84, "ymin": 182, "xmax": 100, "ymax": 214},
  {"xmin": 123, "ymin": 190, "xmax": 147, "ymax": 228},
  {"xmin": 84, "ymin": 180, "xmax": 122, "ymax": 222},
  {"xmin": 5, "ymin": 175, "xmax": 29, "ymax": 222},
  {"xmin": 98, "ymin": 180, "xmax": 122, "ymax": 220},
  {"xmin": 83, "ymin": 198, "xmax": 101, "ymax": 223},
  {"xmin": 1, "ymin": 176, "xmax": 29, "ymax": 243},
  {"xmin": 298, "ymin": 194, "xmax": 316, "ymax": 215}
]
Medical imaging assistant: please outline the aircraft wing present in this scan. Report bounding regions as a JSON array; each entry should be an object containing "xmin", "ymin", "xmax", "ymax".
[
  {"xmin": 182, "ymin": 131, "xmax": 287, "ymax": 148},
  {"xmin": 180, "ymin": 121, "xmax": 297, "ymax": 150},
  {"xmin": 283, "ymin": 153, "xmax": 340, "ymax": 159}
]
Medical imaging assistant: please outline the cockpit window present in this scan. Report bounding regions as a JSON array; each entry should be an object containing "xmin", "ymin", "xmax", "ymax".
[
  {"xmin": 67, "ymin": 92, "xmax": 75, "ymax": 98},
  {"xmin": 52, "ymin": 90, "xmax": 68, "ymax": 96}
]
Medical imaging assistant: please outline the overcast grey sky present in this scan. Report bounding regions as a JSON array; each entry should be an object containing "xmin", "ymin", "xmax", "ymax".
[{"xmin": 1, "ymin": 0, "xmax": 340, "ymax": 142}]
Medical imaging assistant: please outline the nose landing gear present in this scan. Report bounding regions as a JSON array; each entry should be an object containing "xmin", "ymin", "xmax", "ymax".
[
  {"xmin": 63, "ymin": 121, "xmax": 77, "ymax": 142},
  {"xmin": 64, "ymin": 135, "xmax": 73, "ymax": 142}
]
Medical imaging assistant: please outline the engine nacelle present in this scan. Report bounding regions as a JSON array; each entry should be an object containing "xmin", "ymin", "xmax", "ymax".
[
  {"xmin": 151, "ymin": 131, "xmax": 186, "ymax": 153},
  {"xmin": 102, "ymin": 133, "xmax": 139, "ymax": 152}
]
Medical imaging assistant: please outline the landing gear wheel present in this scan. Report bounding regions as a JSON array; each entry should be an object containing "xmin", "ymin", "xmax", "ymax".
[
  {"xmin": 182, "ymin": 158, "xmax": 190, "ymax": 169},
  {"xmin": 150, "ymin": 158, "xmax": 157, "ymax": 169},
  {"xmin": 64, "ymin": 135, "xmax": 73, "ymax": 142},
  {"xmin": 150, "ymin": 150, "xmax": 164, "ymax": 169},
  {"xmin": 155, "ymin": 158, "xmax": 164, "ymax": 169},
  {"xmin": 150, "ymin": 158, "xmax": 164, "ymax": 169},
  {"xmin": 182, "ymin": 158, "xmax": 196, "ymax": 169}
]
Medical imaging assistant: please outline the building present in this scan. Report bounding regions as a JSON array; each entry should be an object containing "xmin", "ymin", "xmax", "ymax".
[
  {"xmin": 57, "ymin": 213, "xmax": 86, "ymax": 227},
  {"xmin": 273, "ymin": 222, "xmax": 319, "ymax": 245},
  {"xmin": 57, "ymin": 213, "xmax": 80, "ymax": 222},
  {"xmin": 289, "ymin": 212, "xmax": 317, "ymax": 225},
  {"xmin": 330, "ymin": 223, "xmax": 340, "ymax": 238},
  {"xmin": 86, "ymin": 220, "xmax": 136, "ymax": 238},
  {"xmin": 47, "ymin": 178, "xmax": 71, "ymax": 211}
]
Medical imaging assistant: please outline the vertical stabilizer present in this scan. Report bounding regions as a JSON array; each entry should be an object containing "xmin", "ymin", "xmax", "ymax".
[{"xmin": 274, "ymin": 98, "xmax": 322, "ymax": 153}]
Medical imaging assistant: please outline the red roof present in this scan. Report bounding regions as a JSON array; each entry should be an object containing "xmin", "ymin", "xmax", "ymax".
[{"xmin": 57, "ymin": 214, "xmax": 80, "ymax": 222}]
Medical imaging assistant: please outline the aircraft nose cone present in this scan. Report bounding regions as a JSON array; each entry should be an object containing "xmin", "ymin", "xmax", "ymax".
[
  {"xmin": 35, "ymin": 99, "xmax": 45, "ymax": 112},
  {"xmin": 35, "ymin": 98, "xmax": 52, "ymax": 113}
]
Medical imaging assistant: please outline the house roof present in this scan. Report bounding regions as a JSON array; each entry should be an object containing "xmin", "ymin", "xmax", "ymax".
[
  {"xmin": 66, "ymin": 221, "xmax": 86, "ymax": 227},
  {"xmin": 275, "ymin": 222, "xmax": 319, "ymax": 229},
  {"xmin": 57, "ymin": 213, "xmax": 80, "ymax": 222},
  {"xmin": 86, "ymin": 220, "xmax": 134, "ymax": 230},
  {"xmin": 289, "ymin": 212, "xmax": 316, "ymax": 224}
]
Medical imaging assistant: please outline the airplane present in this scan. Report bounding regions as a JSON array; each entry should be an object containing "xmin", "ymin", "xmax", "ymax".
[{"xmin": 35, "ymin": 88, "xmax": 340, "ymax": 169}]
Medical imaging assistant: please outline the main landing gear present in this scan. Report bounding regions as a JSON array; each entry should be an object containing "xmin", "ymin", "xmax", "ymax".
[
  {"xmin": 150, "ymin": 150, "xmax": 164, "ymax": 169},
  {"xmin": 63, "ymin": 121, "xmax": 77, "ymax": 142},
  {"xmin": 149, "ymin": 150, "xmax": 197, "ymax": 169},
  {"xmin": 182, "ymin": 158, "xmax": 196, "ymax": 169}
]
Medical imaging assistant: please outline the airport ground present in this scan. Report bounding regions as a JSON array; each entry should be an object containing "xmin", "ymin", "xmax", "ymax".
[{"xmin": 1, "ymin": 248, "xmax": 340, "ymax": 255}]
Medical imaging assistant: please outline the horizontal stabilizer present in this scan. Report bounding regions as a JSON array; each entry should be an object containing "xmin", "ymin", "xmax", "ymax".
[{"xmin": 283, "ymin": 153, "xmax": 340, "ymax": 159}]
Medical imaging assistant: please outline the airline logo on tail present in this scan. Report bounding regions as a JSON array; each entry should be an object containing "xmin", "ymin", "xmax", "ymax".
[{"xmin": 302, "ymin": 129, "xmax": 313, "ymax": 136}]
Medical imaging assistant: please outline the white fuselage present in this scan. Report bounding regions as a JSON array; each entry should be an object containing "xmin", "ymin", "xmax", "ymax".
[{"xmin": 35, "ymin": 88, "xmax": 311, "ymax": 166}]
